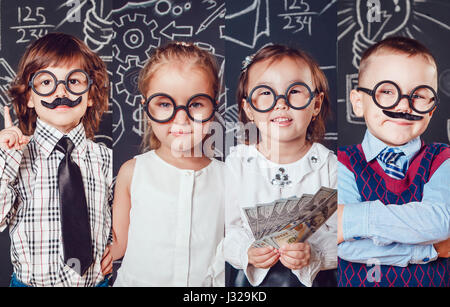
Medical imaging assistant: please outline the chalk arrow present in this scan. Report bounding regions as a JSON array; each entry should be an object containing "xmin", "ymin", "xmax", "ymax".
[{"xmin": 160, "ymin": 21, "xmax": 193, "ymax": 40}]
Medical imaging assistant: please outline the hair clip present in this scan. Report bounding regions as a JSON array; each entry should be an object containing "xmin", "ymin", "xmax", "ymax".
[
  {"xmin": 241, "ymin": 55, "xmax": 254, "ymax": 72},
  {"xmin": 175, "ymin": 41, "xmax": 192, "ymax": 47}
]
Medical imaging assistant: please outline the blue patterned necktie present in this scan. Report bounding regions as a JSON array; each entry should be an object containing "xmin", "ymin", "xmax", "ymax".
[{"xmin": 378, "ymin": 148, "xmax": 406, "ymax": 179}]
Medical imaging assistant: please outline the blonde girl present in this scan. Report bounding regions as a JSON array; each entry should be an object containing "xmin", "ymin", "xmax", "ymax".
[{"xmin": 102, "ymin": 42, "xmax": 224, "ymax": 286}]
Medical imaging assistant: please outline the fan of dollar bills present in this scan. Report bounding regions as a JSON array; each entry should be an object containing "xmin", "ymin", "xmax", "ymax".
[{"xmin": 243, "ymin": 187, "xmax": 337, "ymax": 249}]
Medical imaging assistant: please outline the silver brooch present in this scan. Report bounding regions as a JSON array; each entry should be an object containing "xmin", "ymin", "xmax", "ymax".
[
  {"xmin": 241, "ymin": 55, "xmax": 254, "ymax": 72},
  {"xmin": 271, "ymin": 167, "xmax": 292, "ymax": 188}
]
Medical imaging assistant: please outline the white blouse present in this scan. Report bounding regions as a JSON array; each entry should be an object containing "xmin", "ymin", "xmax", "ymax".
[
  {"xmin": 114, "ymin": 150, "xmax": 225, "ymax": 287},
  {"xmin": 224, "ymin": 143, "xmax": 337, "ymax": 287}
]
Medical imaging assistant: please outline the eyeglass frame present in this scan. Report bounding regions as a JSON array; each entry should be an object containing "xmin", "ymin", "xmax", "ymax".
[
  {"xmin": 245, "ymin": 82, "xmax": 317, "ymax": 113},
  {"xmin": 143, "ymin": 93, "xmax": 217, "ymax": 123},
  {"xmin": 356, "ymin": 80, "xmax": 439, "ymax": 114},
  {"xmin": 28, "ymin": 69, "xmax": 93, "ymax": 97}
]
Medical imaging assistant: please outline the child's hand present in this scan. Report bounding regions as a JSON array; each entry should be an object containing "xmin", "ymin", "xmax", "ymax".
[
  {"xmin": 434, "ymin": 238, "xmax": 450, "ymax": 258},
  {"xmin": 101, "ymin": 245, "xmax": 113, "ymax": 275},
  {"xmin": 0, "ymin": 106, "xmax": 30, "ymax": 150},
  {"xmin": 279, "ymin": 242, "xmax": 311, "ymax": 270},
  {"xmin": 247, "ymin": 246, "xmax": 280, "ymax": 269}
]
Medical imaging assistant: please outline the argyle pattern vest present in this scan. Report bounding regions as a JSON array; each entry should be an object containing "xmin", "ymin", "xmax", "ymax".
[{"xmin": 337, "ymin": 143, "xmax": 449, "ymax": 287}]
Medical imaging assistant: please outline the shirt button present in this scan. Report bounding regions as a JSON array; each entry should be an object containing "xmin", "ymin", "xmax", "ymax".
[
  {"xmin": 423, "ymin": 257, "xmax": 429, "ymax": 262},
  {"xmin": 353, "ymin": 236, "xmax": 362, "ymax": 240}
]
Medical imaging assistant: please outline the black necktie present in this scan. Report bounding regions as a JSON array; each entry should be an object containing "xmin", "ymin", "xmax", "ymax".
[{"xmin": 56, "ymin": 136, "xmax": 93, "ymax": 276}]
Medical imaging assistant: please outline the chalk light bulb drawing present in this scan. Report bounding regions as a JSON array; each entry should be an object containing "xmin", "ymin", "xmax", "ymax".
[{"xmin": 352, "ymin": 0, "xmax": 411, "ymax": 68}]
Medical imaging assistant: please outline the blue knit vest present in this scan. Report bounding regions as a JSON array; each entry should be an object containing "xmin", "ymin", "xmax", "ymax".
[{"xmin": 337, "ymin": 143, "xmax": 449, "ymax": 287}]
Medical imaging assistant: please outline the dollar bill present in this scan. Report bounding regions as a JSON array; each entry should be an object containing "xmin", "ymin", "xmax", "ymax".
[
  {"xmin": 272, "ymin": 195, "xmax": 310, "ymax": 233},
  {"xmin": 261, "ymin": 199, "xmax": 287, "ymax": 237},
  {"xmin": 256, "ymin": 201, "xmax": 275, "ymax": 239},
  {"xmin": 270, "ymin": 222, "xmax": 311, "ymax": 248},
  {"xmin": 243, "ymin": 187, "xmax": 337, "ymax": 249},
  {"xmin": 272, "ymin": 196, "xmax": 299, "ymax": 233},
  {"xmin": 305, "ymin": 189, "xmax": 337, "ymax": 233},
  {"xmin": 243, "ymin": 206, "xmax": 258, "ymax": 239},
  {"xmin": 292, "ymin": 194, "xmax": 314, "ymax": 222}
]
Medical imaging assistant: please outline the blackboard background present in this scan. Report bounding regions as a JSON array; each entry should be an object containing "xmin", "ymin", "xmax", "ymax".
[
  {"xmin": 0, "ymin": 0, "xmax": 113, "ymax": 286},
  {"xmin": 2, "ymin": 0, "xmax": 448, "ymax": 288},
  {"xmin": 337, "ymin": 0, "xmax": 450, "ymax": 146}
]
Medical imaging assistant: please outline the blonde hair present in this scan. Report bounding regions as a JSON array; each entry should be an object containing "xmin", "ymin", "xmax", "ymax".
[{"xmin": 138, "ymin": 41, "xmax": 219, "ymax": 152}]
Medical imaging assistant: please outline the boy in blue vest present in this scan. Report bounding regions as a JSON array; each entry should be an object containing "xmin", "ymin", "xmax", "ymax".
[{"xmin": 337, "ymin": 36, "xmax": 449, "ymax": 287}]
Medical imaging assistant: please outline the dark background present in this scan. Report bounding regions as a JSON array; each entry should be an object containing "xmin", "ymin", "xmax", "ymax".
[
  {"xmin": 0, "ymin": 0, "xmax": 113, "ymax": 286},
  {"xmin": 337, "ymin": 0, "xmax": 450, "ymax": 146}
]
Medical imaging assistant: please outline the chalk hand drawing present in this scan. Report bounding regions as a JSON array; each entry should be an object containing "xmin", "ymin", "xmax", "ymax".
[{"xmin": 83, "ymin": 0, "xmax": 113, "ymax": 53}]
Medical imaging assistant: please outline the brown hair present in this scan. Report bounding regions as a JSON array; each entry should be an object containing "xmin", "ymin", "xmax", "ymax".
[
  {"xmin": 359, "ymin": 36, "xmax": 438, "ymax": 84},
  {"xmin": 237, "ymin": 44, "xmax": 330, "ymax": 144},
  {"xmin": 138, "ymin": 41, "xmax": 219, "ymax": 152},
  {"xmin": 8, "ymin": 32, "xmax": 109, "ymax": 139}
]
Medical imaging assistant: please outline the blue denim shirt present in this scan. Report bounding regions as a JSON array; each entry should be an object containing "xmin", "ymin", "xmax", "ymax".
[{"xmin": 338, "ymin": 130, "xmax": 450, "ymax": 267}]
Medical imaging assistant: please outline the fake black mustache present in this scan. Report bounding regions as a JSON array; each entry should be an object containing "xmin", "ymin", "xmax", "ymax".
[
  {"xmin": 382, "ymin": 110, "xmax": 423, "ymax": 121},
  {"xmin": 40, "ymin": 96, "xmax": 82, "ymax": 109}
]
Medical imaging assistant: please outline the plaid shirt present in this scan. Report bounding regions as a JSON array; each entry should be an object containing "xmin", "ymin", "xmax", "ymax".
[{"xmin": 0, "ymin": 119, "xmax": 113, "ymax": 287}]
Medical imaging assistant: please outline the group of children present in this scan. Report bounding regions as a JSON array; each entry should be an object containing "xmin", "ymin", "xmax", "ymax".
[{"xmin": 0, "ymin": 32, "xmax": 448, "ymax": 287}]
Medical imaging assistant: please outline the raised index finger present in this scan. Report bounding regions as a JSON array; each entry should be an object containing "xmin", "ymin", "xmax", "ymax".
[{"xmin": 3, "ymin": 106, "xmax": 13, "ymax": 128}]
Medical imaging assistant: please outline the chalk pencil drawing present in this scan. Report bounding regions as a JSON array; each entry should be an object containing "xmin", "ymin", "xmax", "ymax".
[{"xmin": 196, "ymin": 2, "xmax": 225, "ymax": 35}]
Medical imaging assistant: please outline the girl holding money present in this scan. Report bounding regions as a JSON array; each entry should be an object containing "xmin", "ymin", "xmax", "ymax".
[
  {"xmin": 224, "ymin": 44, "xmax": 337, "ymax": 287},
  {"xmin": 101, "ymin": 42, "xmax": 225, "ymax": 286}
]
